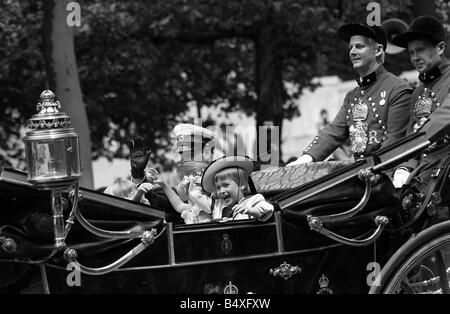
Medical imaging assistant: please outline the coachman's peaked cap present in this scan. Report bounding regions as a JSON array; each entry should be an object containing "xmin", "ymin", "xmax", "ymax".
[
  {"xmin": 339, "ymin": 23, "xmax": 387, "ymax": 51},
  {"xmin": 392, "ymin": 15, "xmax": 446, "ymax": 48}
]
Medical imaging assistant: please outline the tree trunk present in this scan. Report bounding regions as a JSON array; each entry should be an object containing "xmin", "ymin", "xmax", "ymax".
[
  {"xmin": 42, "ymin": 0, "xmax": 94, "ymax": 188},
  {"xmin": 254, "ymin": 25, "xmax": 283, "ymax": 169}
]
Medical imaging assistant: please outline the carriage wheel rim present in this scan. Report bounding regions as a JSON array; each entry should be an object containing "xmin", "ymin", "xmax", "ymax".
[{"xmin": 383, "ymin": 234, "xmax": 450, "ymax": 294}]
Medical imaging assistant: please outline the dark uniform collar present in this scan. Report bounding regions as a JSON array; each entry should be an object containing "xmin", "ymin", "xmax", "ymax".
[
  {"xmin": 356, "ymin": 65, "xmax": 386, "ymax": 87},
  {"xmin": 418, "ymin": 59, "xmax": 450, "ymax": 84}
]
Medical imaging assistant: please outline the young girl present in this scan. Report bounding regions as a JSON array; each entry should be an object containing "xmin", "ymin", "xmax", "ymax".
[
  {"xmin": 155, "ymin": 161, "xmax": 213, "ymax": 224},
  {"xmin": 201, "ymin": 156, "xmax": 274, "ymax": 221},
  {"xmin": 104, "ymin": 178, "xmax": 153, "ymax": 205}
]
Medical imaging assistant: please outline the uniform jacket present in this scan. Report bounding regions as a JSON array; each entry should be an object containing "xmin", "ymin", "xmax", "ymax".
[
  {"xmin": 304, "ymin": 66, "xmax": 413, "ymax": 161},
  {"xmin": 402, "ymin": 59, "xmax": 450, "ymax": 169}
]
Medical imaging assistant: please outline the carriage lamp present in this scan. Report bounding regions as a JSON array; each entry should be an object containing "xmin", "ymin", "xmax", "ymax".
[{"xmin": 24, "ymin": 90, "xmax": 81, "ymax": 249}]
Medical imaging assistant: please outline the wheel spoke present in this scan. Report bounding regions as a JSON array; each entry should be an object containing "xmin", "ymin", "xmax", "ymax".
[
  {"xmin": 377, "ymin": 223, "xmax": 450, "ymax": 294},
  {"xmin": 434, "ymin": 250, "xmax": 450, "ymax": 294},
  {"xmin": 400, "ymin": 278, "xmax": 415, "ymax": 294}
]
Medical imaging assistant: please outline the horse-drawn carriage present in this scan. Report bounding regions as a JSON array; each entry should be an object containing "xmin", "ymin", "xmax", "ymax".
[{"xmin": 1, "ymin": 94, "xmax": 450, "ymax": 294}]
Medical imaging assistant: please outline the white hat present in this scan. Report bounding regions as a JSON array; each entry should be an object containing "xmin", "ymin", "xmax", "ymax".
[
  {"xmin": 201, "ymin": 155, "xmax": 254, "ymax": 194},
  {"xmin": 173, "ymin": 124, "xmax": 216, "ymax": 153}
]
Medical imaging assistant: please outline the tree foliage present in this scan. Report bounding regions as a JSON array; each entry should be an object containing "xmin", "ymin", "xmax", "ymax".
[
  {"xmin": 1, "ymin": 0, "xmax": 448, "ymax": 169},
  {"xmin": 77, "ymin": 0, "xmax": 340, "ymax": 163},
  {"xmin": 0, "ymin": 0, "xmax": 45, "ymax": 169}
]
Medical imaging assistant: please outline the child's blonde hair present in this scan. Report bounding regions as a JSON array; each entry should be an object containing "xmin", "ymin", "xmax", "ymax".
[
  {"xmin": 213, "ymin": 167, "xmax": 249, "ymax": 194},
  {"xmin": 104, "ymin": 178, "xmax": 137, "ymax": 199}
]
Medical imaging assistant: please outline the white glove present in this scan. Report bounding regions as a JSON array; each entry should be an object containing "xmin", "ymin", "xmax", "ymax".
[
  {"xmin": 392, "ymin": 168, "xmax": 411, "ymax": 188},
  {"xmin": 286, "ymin": 154, "xmax": 314, "ymax": 167}
]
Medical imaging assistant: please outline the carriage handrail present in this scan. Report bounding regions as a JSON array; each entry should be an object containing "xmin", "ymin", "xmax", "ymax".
[
  {"xmin": 309, "ymin": 169, "xmax": 376, "ymax": 224},
  {"xmin": 74, "ymin": 201, "xmax": 159, "ymax": 239},
  {"xmin": 64, "ymin": 184, "xmax": 79, "ymax": 238},
  {"xmin": 276, "ymin": 132, "xmax": 427, "ymax": 209},
  {"xmin": 307, "ymin": 215, "xmax": 390, "ymax": 247},
  {"xmin": 63, "ymin": 229, "xmax": 157, "ymax": 276}
]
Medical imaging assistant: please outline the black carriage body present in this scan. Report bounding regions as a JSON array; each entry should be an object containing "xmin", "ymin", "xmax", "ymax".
[
  {"xmin": 0, "ymin": 168, "xmax": 403, "ymax": 294},
  {"xmin": 1, "ymin": 124, "xmax": 450, "ymax": 294}
]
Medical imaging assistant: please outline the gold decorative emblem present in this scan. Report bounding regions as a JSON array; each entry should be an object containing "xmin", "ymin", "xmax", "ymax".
[
  {"xmin": 349, "ymin": 95, "xmax": 369, "ymax": 154},
  {"xmin": 269, "ymin": 262, "xmax": 302, "ymax": 280},
  {"xmin": 414, "ymin": 88, "xmax": 436, "ymax": 122},
  {"xmin": 352, "ymin": 100, "xmax": 369, "ymax": 120},
  {"xmin": 316, "ymin": 274, "xmax": 333, "ymax": 294},
  {"xmin": 223, "ymin": 281, "xmax": 239, "ymax": 294},
  {"xmin": 368, "ymin": 130, "xmax": 380, "ymax": 145},
  {"xmin": 221, "ymin": 234, "xmax": 232, "ymax": 254},
  {"xmin": 349, "ymin": 121, "xmax": 368, "ymax": 153}
]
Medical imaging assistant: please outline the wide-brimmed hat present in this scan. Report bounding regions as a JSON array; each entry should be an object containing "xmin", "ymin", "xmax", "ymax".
[
  {"xmin": 392, "ymin": 15, "xmax": 446, "ymax": 48},
  {"xmin": 201, "ymin": 155, "xmax": 254, "ymax": 194},
  {"xmin": 339, "ymin": 23, "xmax": 387, "ymax": 51},
  {"xmin": 173, "ymin": 124, "xmax": 216, "ymax": 153}
]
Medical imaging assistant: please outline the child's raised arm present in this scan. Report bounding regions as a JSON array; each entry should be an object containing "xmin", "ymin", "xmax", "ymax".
[
  {"xmin": 129, "ymin": 182, "xmax": 153, "ymax": 203},
  {"xmin": 154, "ymin": 180, "xmax": 192, "ymax": 214}
]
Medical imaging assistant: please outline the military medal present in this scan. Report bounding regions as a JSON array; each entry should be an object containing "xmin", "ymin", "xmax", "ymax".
[
  {"xmin": 379, "ymin": 91, "xmax": 386, "ymax": 106},
  {"xmin": 349, "ymin": 94, "xmax": 369, "ymax": 154}
]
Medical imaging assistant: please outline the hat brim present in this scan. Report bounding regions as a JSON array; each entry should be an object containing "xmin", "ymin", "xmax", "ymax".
[
  {"xmin": 173, "ymin": 124, "xmax": 216, "ymax": 140},
  {"xmin": 392, "ymin": 31, "xmax": 439, "ymax": 48},
  {"xmin": 339, "ymin": 23, "xmax": 386, "ymax": 51},
  {"xmin": 339, "ymin": 24, "xmax": 376, "ymax": 42},
  {"xmin": 201, "ymin": 156, "xmax": 254, "ymax": 194}
]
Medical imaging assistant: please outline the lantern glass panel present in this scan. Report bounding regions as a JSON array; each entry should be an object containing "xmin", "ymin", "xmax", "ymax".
[
  {"xmin": 27, "ymin": 139, "xmax": 68, "ymax": 181},
  {"xmin": 68, "ymin": 136, "xmax": 81, "ymax": 177}
]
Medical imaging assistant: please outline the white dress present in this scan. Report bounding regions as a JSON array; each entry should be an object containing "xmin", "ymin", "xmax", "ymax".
[{"xmin": 178, "ymin": 173, "xmax": 213, "ymax": 224}]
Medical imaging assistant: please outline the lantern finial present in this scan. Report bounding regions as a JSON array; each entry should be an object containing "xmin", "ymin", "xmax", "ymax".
[
  {"xmin": 36, "ymin": 90, "xmax": 61, "ymax": 114},
  {"xmin": 28, "ymin": 89, "xmax": 71, "ymax": 130}
]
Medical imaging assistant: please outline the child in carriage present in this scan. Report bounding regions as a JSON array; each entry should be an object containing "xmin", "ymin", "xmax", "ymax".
[
  {"xmin": 201, "ymin": 155, "xmax": 274, "ymax": 221},
  {"xmin": 128, "ymin": 124, "xmax": 217, "ymax": 224},
  {"xmin": 151, "ymin": 124, "xmax": 217, "ymax": 224},
  {"xmin": 103, "ymin": 178, "xmax": 153, "ymax": 205},
  {"xmin": 154, "ymin": 160, "xmax": 214, "ymax": 224}
]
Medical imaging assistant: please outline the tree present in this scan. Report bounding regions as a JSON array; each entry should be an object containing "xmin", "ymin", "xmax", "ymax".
[
  {"xmin": 0, "ymin": 0, "xmax": 46, "ymax": 170},
  {"xmin": 42, "ymin": 0, "xmax": 93, "ymax": 188},
  {"xmin": 4, "ymin": 0, "xmax": 446, "ymax": 173},
  {"xmin": 0, "ymin": 0, "xmax": 94, "ymax": 188},
  {"xmin": 81, "ymin": 0, "xmax": 338, "ymax": 166}
]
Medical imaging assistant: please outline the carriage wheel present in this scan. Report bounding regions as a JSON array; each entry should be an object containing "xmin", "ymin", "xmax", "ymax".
[{"xmin": 370, "ymin": 220, "xmax": 450, "ymax": 294}]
